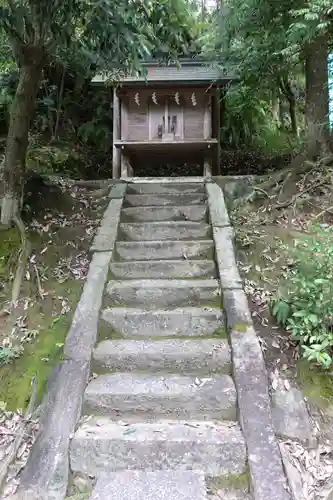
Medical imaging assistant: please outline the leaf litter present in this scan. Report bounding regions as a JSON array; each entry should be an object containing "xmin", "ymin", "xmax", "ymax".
[
  {"xmin": 281, "ymin": 439, "xmax": 333, "ymax": 500},
  {"xmin": 0, "ymin": 183, "xmax": 106, "ymax": 495},
  {"xmin": 231, "ymin": 170, "xmax": 333, "ymax": 499}
]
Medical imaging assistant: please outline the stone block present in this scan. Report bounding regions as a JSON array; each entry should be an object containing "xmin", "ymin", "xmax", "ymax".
[
  {"xmin": 91, "ymin": 470, "xmax": 208, "ymax": 500},
  {"xmin": 15, "ymin": 359, "xmax": 89, "ymax": 500},
  {"xmin": 206, "ymin": 183, "xmax": 230, "ymax": 227},
  {"xmin": 108, "ymin": 183, "xmax": 127, "ymax": 198},
  {"xmin": 83, "ymin": 373, "xmax": 237, "ymax": 420},
  {"xmin": 230, "ymin": 326, "xmax": 291, "ymax": 500},
  {"xmin": 127, "ymin": 182, "xmax": 205, "ymax": 195},
  {"xmin": 121, "ymin": 205, "xmax": 208, "ymax": 222},
  {"xmin": 118, "ymin": 222, "xmax": 212, "ymax": 241},
  {"xmin": 213, "ymin": 226, "xmax": 243, "ymax": 289},
  {"xmin": 92, "ymin": 338, "xmax": 231, "ymax": 374},
  {"xmin": 100, "ymin": 306, "xmax": 225, "ymax": 337},
  {"xmin": 114, "ymin": 240, "xmax": 215, "ymax": 261},
  {"xmin": 271, "ymin": 376, "xmax": 315, "ymax": 445},
  {"xmin": 70, "ymin": 418, "xmax": 247, "ymax": 477},
  {"xmin": 105, "ymin": 278, "xmax": 221, "ymax": 308},
  {"xmin": 91, "ymin": 198, "xmax": 123, "ymax": 252},
  {"xmin": 223, "ymin": 289, "xmax": 253, "ymax": 330},
  {"xmin": 124, "ymin": 194, "xmax": 206, "ymax": 207},
  {"xmin": 64, "ymin": 251, "xmax": 111, "ymax": 362},
  {"xmin": 109, "ymin": 259, "xmax": 217, "ymax": 280}
]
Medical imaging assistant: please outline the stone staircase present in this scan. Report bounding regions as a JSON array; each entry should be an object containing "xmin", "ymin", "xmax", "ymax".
[{"xmin": 69, "ymin": 181, "xmax": 250, "ymax": 499}]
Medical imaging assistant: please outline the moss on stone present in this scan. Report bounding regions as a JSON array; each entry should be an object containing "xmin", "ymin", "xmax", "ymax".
[
  {"xmin": 209, "ymin": 470, "xmax": 250, "ymax": 492},
  {"xmin": 97, "ymin": 319, "xmax": 124, "ymax": 341},
  {"xmin": 298, "ymin": 359, "xmax": 333, "ymax": 409},
  {"xmin": 0, "ymin": 279, "xmax": 83, "ymax": 411},
  {"xmin": 201, "ymin": 297, "xmax": 223, "ymax": 309},
  {"xmin": 233, "ymin": 322, "xmax": 250, "ymax": 333},
  {"xmin": 0, "ymin": 316, "xmax": 70, "ymax": 411},
  {"xmin": 212, "ymin": 326, "xmax": 228, "ymax": 339}
]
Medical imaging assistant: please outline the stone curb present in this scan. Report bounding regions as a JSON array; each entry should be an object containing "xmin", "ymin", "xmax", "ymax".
[
  {"xmin": 206, "ymin": 183, "xmax": 230, "ymax": 227},
  {"xmin": 127, "ymin": 176, "xmax": 213, "ymax": 183},
  {"xmin": 213, "ymin": 226, "xmax": 243, "ymax": 289},
  {"xmin": 108, "ymin": 183, "xmax": 127, "ymax": 199},
  {"xmin": 10, "ymin": 191, "xmax": 125, "ymax": 500},
  {"xmin": 13, "ymin": 359, "xmax": 90, "ymax": 500},
  {"xmin": 207, "ymin": 182, "xmax": 291, "ymax": 500},
  {"xmin": 91, "ymin": 197, "xmax": 124, "ymax": 252},
  {"xmin": 64, "ymin": 251, "xmax": 112, "ymax": 361}
]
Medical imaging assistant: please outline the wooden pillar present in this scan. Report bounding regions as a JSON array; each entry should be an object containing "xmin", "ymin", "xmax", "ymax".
[
  {"xmin": 203, "ymin": 96, "xmax": 211, "ymax": 139},
  {"xmin": 112, "ymin": 88, "xmax": 121, "ymax": 179},
  {"xmin": 215, "ymin": 86, "xmax": 221, "ymax": 175}
]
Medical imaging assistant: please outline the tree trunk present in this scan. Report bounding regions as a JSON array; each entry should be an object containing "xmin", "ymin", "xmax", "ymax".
[
  {"xmin": 271, "ymin": 90, "xmax": 280, "ymax": 125},
  {"xmin": 279, "ymin": 76, "xmax": 298, "ymax": 135},
  {"xmin": 305, "ymin": 31, "xmax": 330, "ymax": 155},
  {"xmin": 288, "ymin": 94, "xmax": 297, "ymax": 135},
  {"xmin": 1, "ymin": 60, "xmax": 44, "ymax": 226}
]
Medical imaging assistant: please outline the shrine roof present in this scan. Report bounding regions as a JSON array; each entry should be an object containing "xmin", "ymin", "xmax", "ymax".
[{"xmin": 91, "ymin": 58, "xmax": 234, "ymax": 87}]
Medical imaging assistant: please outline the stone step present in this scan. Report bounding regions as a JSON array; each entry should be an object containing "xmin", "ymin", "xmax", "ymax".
[
  {"xmin": 105, "ymin": 279, "xmax": 221, "ymax": 308},
  {"xmin": 114, "ymin": 240, "xmax": 215, "ymax": 261},
  {"xmin": 123, "ymin": 194, "xmax": 206, "ymax": 207},
  {"xmin": 100, "ymin": 307, "xmax": 225, "ymax": 338},
  {"xmin": 109, "ymin": 260, "xmax": 217, "ymax": 280},
  {"xmin": 91, "ymin": 470, "xmax": 208, "ymax": 500},
  {"xmin": 92, "ymin": 338, "xmax": 231, "ymax": 374},
  {"xmin": 127, "ymin": 182, "xmax": 205, "ymax": 195},
  {"xmin": 121, "ymin": 205, "xmax": 208, "ymax": 222},
  {"xmin": 70, "ymin": 418, "xmax": 247, "ymax": 478},
  {"xmin": 118, "ymin": 222, "xmax": 212, "ymax": 241},
  {"xmin": 83, "ymin": 373, "xmax": 237, "ymax": 420}
]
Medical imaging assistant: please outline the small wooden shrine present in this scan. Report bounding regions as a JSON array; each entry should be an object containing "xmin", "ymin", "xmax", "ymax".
[{"xmin": 92, "ymin": 59, "xmax": 233, "ymax": 178}]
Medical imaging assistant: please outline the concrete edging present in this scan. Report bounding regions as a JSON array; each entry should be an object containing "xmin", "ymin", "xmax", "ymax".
[
  {"xmin": 10, "ymin": 186, "xmax": 126, "ymax": 500},
  {"xmin": 206, "ymin": 182, "xmax": 291, "ymax": 500}
]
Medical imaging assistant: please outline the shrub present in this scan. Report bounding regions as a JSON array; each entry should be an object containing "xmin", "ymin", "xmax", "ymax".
[
  {"xmin": 271, "ymin": 225, "xmax": 333, "ymax": 369},
  {"xmin": 0, "ymin": 346, "xmax": 22, "ymax": 366}
]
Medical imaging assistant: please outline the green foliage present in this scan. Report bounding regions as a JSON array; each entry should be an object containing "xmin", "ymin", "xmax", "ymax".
[
  {"xmin": 0, "ymin": 346, "xmax": 22, "ymax": 366},
  {"xmin": 222, "ymin": 84, "xmax": 302, "ymax": 153},
  {"xmin": 272, "ymin": 226, "xmax": 333, "ymax": 369},
  {"xmin": 26, "ymin": 144, "xmax": 81, "ymax": 176},
  {"xmin": 0, "ymin": 228, "xmax": 20, "ymax": 278},
  {"xmin": 0, "ymin": 68, "xmax": 17, "ymax": 130},
  {"xmin": 222, "ymin": 85, "xmax": 273, "ymax": 149}
]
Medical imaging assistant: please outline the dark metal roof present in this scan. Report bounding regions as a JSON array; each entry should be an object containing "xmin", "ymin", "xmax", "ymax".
[{"xmin": 91, "ymin": 59, "xmax": 234, "ymax": 87}]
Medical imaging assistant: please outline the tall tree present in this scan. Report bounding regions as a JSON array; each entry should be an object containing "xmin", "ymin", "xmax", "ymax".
[
  {"xmin": 206, "ymin": 0, "xmax": 332, "ymax": 149},
  {"xmin": 0, "ymin": 0, "xmax": 195, "ymax": 226}
]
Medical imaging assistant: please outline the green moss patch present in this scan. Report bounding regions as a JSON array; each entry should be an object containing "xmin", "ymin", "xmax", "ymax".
[
  {"xmin": 208, "ymin": 471, "xmax": 250, "ymax": 493},
  {"xmin": 212, "ymin": 326, "xmax": 228, "ymax": 339},
  {"xmin": 233, "ymin": 322, "xmax": 250, "ymax": 333},
  {"xmin": 0, "ymin": 227, "xmax": 21, "ymax": 279},
  {"xmin": 298, "ymin": 360, "xmax": 333, "ymax": 409},
  {"xmin": 0, "ymin": 316, "xmax": 70, "ymax": 410}
]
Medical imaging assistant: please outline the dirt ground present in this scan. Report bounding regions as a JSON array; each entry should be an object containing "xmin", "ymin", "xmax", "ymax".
[{"xmin": 0, "ymin": 178, "xmax": 108, "ymax": 410}]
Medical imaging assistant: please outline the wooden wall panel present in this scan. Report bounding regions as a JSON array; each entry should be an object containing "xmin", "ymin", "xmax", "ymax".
[
  {"xmin": 127, "ymin": 92, "xmax": 148, "ymax": 141},
  {"xmin": 183, "ymin": 107, "xmax": 205, "ymax": 139}
]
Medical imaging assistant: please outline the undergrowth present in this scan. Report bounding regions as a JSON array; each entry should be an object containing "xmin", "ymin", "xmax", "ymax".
[{"xmin": 272, "ymin": 224, "xmax": 333, "ymax": 369}]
